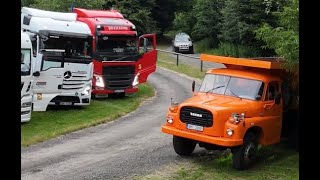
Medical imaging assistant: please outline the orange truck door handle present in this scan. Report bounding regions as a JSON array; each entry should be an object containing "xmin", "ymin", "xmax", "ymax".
[{"xmin": 264, "ymin": 103, "xmax": 274, "ymax": 110}]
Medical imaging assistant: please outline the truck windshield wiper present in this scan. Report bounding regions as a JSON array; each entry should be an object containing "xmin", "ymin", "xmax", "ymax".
[
  {"xmin": 206, "ymin": 85, "xmax": 225, "ymax": 94},
  {"xmin": 226, "ymin": 88, "xmax": 242, "ymax": 99},
  {"xmin": 100, "ymin": 56, "xmax": 130, "ymax": 62}
]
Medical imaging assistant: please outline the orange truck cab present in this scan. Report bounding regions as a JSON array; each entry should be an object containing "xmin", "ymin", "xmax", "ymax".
[{"xmin": 161, "ymin": 54, "xmax": 298, "ymax": 170}]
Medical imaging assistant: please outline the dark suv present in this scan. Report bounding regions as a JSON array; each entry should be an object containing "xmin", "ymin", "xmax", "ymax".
[{"xmin": 172, "ymin": 32, "xmax": 194, "ymax": 54}]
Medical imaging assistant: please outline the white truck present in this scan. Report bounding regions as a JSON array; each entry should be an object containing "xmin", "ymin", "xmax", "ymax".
[
  {"xmin": 21, "ymin": 7, "xmax": 94, "ymax": 111},
  {"xmin": 21, "ymin": 30, "xmax": 34, "ymax": 122}
]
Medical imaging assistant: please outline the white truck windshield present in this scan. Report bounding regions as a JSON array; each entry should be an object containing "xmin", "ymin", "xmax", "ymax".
[
  {"xmin": 21, "ymin": 49, "xmax": 31, "ymax": 76},
  {"xmin": 40, "ymin": 35, "xmax": 92, "ymax": 58}
]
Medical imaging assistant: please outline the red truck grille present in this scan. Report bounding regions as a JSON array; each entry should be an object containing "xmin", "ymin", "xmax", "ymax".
[{"xmin": 103, "ymin": 65, "xmax": 135, "ymax": 90}]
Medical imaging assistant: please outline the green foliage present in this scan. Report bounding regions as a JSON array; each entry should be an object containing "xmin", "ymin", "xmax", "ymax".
[
  {"xmin": 103, "ymin": 0, "xmax": 159, "ymax": 35},
  {"xmin": 214, "ymin": 42, "xmax": 258, "ymax": 57},
  {"xmin": 21, "ymin": 0, "xmax": 36, "ymax": 7},
  {"xmin": 151, "ymin": 0, "xmax": 179, "ymax": 34},
  {"xmin": 191, "ymin": 0, "xmax": 224, "ymax": 44},
  {"xmin": 169, "ymin": 12, "xmax": 196, "ymax": 37},
  {"xmin": 219, "ymin": 0, "xmax": 274, "ymax": 47},
  {"xmin": 174, "ymin": 0, "xmax": 195, "ymax": 12},
  {"xmin": 255, "ymin": 0, "xmax": 299, "ymax": 69},
  {"xmin": 195, "ymin": 41, "xmax": 258, "ymax": 57},
  {"xmin": 27, "ymin": 0, "xmax": 104, "ymax": 12},
  {"xmin": 166, "ymin": 0, "xmax": 195, "ymax": 36},
  {"xmin": 218, "ymin": 0, "xmax": 242, "ymax": 44},
  {"xmin": 194, "ymin": 38, "xmax": 215, "ymax": 52}
]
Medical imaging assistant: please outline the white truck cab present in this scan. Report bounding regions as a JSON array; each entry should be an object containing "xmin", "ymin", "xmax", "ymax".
[
  {"xmin": 21, "ymin": 30, "xmax": 33, "ymax": 122},
  {"xmin": 21, "ymin": 7, "xmax": 94, "ymax": 111}
]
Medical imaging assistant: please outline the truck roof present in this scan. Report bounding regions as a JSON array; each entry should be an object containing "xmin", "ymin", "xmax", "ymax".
[
  {"xmin": 21, "ymin": 8, "xmax": 91, "ymax": 36},
  {"xmin": 74, "ymin": 8, "xmax": 124, "ymax": 18},
  {"xmin": 74, "ymin": 8, "xmax": 135, "ymax": 35},
  {"xmin": 200, "ymin": 54, "xmax": 284, "ymax": 70},
  {"xmin": 21, "ymin": 7, "xmax": 77, "ymax": 21}
]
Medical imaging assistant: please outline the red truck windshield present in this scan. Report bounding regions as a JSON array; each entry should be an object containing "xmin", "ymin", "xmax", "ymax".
[{"xmin": 96, "ymin": 35, "xmax": 138, "ymax": 55}]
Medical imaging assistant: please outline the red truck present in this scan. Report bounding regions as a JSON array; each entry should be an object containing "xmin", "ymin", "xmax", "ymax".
[{"xmin": 74, "ymin": 8, "xmax": 157, "ymax": 98}]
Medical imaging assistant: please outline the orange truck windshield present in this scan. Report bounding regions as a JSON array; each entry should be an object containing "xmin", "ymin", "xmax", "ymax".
[{"xmin": 199, "ymin": 74, "xmax": 265, "ymax": 100}]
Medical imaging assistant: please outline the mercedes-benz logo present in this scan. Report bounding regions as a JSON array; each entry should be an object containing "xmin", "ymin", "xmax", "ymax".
[
  {"xmin": 64, "ymin": 71, "xmax": 72, "ymax": 79},
  {"xmin": 103, "ymin": 57, "xmax": 107, "ymax": 61}
]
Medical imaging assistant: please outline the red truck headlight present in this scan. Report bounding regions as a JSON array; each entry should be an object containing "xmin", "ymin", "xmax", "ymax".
[{"xmin": 94, "ymin": 74, "xmax": 105, "ymax": 88}]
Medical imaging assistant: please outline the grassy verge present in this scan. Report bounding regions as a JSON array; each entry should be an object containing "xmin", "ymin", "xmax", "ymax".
[
  {"xmin": 157, "ymin": 47, "xmax": 205, "ymax": 80},
  {"xmin": 193, "ymin": 40, "xmax": 258, "ymax": 57},
  {"xmin": 21, "ymin": 83, "xmax": 154, "ymax": 147},
  {"xmin": 135, "ymin": 143, "xmax": 298, "ymax": 180}
]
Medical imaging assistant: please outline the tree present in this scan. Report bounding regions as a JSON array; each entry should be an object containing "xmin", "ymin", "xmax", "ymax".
[
  {"xmin": 21, "ymin": 0, "xmax": 36, "ymax": 7},
  {"xmin": 103, "ymin": 0, "xmax": 159, "ymax": 35},
  {"xmin": 255, "ymin": 0, "xmax": 298, "ymax": 94},
  {"xmin": 255, "ymin": 0, "xmax": 298, "ymax": 69},
  {"xmin": 151, "ymin": 0, "xmax": 178, "ymax": 35},
  {"xmin": 26, "ymin": 0, "xmax": 104, "ymax": 12},
  {"xmin": 165, "ymin": 0, "xmax": 199, "ymax": 38},
  {"xmin": 191, "ymin": 0, "xmax": 225, "ymax": 45},
  {"xmin": 217, "ymin": 0, "xmax": 279, "ymax": 56}
]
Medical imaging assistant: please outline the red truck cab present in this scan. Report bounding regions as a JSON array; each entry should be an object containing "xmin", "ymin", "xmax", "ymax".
[{"xmin": 74, "ymin": 8, "xmax": 157, "ymax": 98}]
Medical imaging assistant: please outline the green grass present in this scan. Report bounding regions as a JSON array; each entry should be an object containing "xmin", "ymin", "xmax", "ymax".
[
  {"xmin": 171, "ymin": 145, "xmax": 298, "ymax": 180},
  {"xmin": 157, "ymin": 48, "xmax": 205, "ymax": 80},
  {"xmin": 136, "ymin": 144, "xmax": 299, "ymax": 180},
  {"xmin": 194, "ymin": 41, "xmax": 258, "ymax": 58},
  {"xmin": 21, "ymin": 84, "xmax": 154, "ymax": 147}
]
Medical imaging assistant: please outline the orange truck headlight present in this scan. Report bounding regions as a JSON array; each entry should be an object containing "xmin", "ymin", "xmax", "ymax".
[
  {"xmin": 226, "ymin": 128, "xmax": 234, "ymax": 136},
  {"xmin": 166, "ymin": 116, "xmax": 174, "ymax": 124},
  {"xmin": 229, "ymin": 112, "xmax": 245, "ymax": 124}
]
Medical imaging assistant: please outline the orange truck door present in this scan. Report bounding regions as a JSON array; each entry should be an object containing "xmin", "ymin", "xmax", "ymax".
[
  {"xmin": 137, "ymin": 34, "xmax": 157, "ymax": 83},
  {"xmin": 262, "ymin": 81, "xmax": 283, "ymax": 144}
]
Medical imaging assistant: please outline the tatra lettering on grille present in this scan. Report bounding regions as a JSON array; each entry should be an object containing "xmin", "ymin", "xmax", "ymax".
[
  {"xmin": 180, "ymin": 106, "xmax": 213, "ymax": 127},
  {"xmin": 190, "ymin": 112, "xmax": 202, "ymax": 117}
]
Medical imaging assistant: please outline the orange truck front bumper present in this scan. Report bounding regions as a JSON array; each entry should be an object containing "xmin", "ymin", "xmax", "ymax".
[{"xmin": 162, "ymin": 125, "xmax": 243, "ymax": 147}]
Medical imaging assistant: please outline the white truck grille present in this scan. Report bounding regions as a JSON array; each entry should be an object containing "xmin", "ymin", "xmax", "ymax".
[{"xmin": 62, "ymin": 72, "xmax": 88, "ymax": 90}]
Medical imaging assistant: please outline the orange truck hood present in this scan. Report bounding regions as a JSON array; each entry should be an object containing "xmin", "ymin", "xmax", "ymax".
[
  {"xmin": 184, "ymin": 93, "xmax": 249, "ymax": 109},
  {"xmin": 180, "ymin": 93, "xmax": 261, "ymax": 118}
]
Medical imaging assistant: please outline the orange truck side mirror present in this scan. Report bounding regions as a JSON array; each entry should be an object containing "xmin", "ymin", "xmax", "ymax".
[{"xmin": 192, "ymin": 80, "xmax": 195, "ymax": 92}]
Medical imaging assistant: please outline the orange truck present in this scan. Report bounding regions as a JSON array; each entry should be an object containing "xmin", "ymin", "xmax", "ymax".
[{"xmin": 161, "ymin": 54, "xmax": 299, "ymax": 170}]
